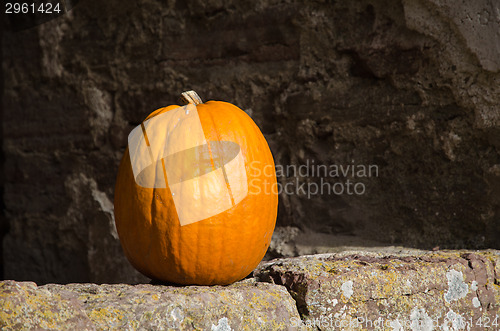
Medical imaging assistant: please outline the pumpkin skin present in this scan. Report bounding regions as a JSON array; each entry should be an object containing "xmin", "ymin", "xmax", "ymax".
[{"xmin": 114, "ymin": 96, "xmax": 278, "ymax": 285}]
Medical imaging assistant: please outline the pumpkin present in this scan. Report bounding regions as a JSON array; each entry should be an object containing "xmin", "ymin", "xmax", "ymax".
[{"xmin": 114, "ymin": 91, "xmax": 278, "ymax": 285}]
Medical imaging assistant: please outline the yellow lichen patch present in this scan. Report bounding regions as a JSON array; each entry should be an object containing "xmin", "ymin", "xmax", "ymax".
[
  {"xmin": 0, "ymin": 281, "xmax": 88, "ymax": 330},
  {"xmin": 133, "ymin": 297, "xmax": 146, "ymax": 304},
  {"xmin": 87, "ymin": 307, "xmax": 125, "ymax": 328},
  {"xmin": 248, "ymin": 291, "xmax": 272, "ymax": 310}
]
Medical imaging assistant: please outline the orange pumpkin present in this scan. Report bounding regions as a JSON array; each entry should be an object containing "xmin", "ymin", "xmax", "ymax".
[{"xmin": 114, "ymin": 91, "xmax": 278, "ymax": 285}]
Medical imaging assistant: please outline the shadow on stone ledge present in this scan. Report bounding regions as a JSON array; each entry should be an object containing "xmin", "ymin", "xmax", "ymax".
[{"xmin": 1, "ymin": 250, "xmax": 499, "ymax": 330}]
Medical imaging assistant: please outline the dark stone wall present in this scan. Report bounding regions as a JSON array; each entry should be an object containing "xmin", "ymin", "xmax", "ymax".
[{"xmin": 2, "ymin": 0, "xmax": 500, "ymax": 283}]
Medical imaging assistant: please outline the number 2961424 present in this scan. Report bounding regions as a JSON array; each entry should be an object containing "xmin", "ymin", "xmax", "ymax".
[{"xmin": 5, "ymin": 2, "xmax": 61, "ymax": 14}]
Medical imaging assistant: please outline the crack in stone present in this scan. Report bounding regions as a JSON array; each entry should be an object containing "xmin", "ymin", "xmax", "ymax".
[
  {"xmin": 351, "ymin": 287, "xmax": 442, "ymax": 304},
  {"xmin": 461, "ymin": 253, "xmax": 483, "ymax": 310},
  {"xmin": 254, "ymin": 268, "xmax": 312, "ymax": 319}
]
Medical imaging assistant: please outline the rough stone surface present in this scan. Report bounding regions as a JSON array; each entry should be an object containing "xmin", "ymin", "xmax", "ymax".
[
  {"xmin": 255, "ymin": 251, "xmax": 500, "ymax": 330},
  {"xmin": 2, "ymin": 0, "xmax": 500, "ymax": 284},
  {"xmin": 0, "ymin": 279, "xmax": 301, "ymax": 330},
  {"xmin": 2, "ymin": 251, "xmax": 499, "ymax": 330}
]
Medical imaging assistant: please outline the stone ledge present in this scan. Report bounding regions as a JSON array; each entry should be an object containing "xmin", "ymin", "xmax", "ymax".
[
  {"xmin": 1, "ymin": 250, "xmax": 499, "ymax": 330},
  {"xmin": 0, "ymin": 279, "xmax": 300, "ymax": 330},
  {"xmin": 255, "ymin": 250, "xmax": 500, "ymax": 330}
]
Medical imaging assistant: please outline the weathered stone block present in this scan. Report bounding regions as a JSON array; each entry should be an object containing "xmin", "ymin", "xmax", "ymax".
[
  {"xmin": 255, "ymin": 251, "xmax": 500, "ymax": 330},
  {"xmin": 0, "ymin": 279, "xmax": 301, "ymax": 330}
]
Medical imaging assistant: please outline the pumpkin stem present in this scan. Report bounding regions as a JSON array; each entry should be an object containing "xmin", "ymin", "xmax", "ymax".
[{"xmin": 181, "ymin": 91, "xmax": 203, "ymax": 105}]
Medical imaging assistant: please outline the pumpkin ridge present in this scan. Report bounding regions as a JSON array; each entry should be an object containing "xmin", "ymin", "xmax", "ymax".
[{"xmin": 204, "ymin": 104, "xmax": 232, "ymax": 282}]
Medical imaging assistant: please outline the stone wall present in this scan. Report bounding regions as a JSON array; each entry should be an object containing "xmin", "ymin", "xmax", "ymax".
[
  {"xmin": 2, "ymin": 0, "xmax": 500, "ymax": 284},
  {"xmin": 1, "ymin": 251, "xmax": 499, "ymax": 330}
]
